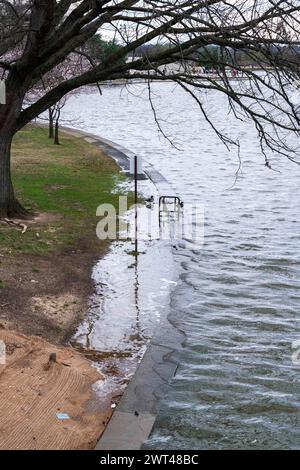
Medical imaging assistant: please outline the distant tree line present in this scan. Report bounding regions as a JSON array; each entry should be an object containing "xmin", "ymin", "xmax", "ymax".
[{"xmin": 85, "ymin": 34, "xmax": 125, "ymax": 65}]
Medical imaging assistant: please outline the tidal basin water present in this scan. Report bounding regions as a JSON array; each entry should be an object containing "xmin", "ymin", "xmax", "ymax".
[{"xmin": 64, "ymin": 83, "xmax": 300, "ymax": 450}]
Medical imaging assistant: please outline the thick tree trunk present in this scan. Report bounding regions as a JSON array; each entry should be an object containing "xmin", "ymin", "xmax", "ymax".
[
  {"xmin": 0, "ymin": 131, "xmax": 28, "ymax": 218},
  {"xmin": 0, "ymin": 73, "xmax": 29, "ymax": 218},
  {"xmin": 48, "ymin": 108, "xmax": 54, "ymax": 139}
]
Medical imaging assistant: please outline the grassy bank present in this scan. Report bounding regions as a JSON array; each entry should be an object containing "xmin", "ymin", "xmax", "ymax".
[
  {"xmin": 1, "ymin": 125, "xmax": 127, "ymax": 254},
  {"xmin": 0, "ymin": 125, "xmax": 130, "ymax": 343}
]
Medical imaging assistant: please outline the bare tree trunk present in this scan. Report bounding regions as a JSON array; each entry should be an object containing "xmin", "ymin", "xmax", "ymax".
[
  {"xmin": 0, "ymin": 131, "xmax": 28, "ymax": 218},
  {"xmin": 54, "ymin": 119, "xmax": 60, "ymax": 145},
  {"xmin": 54, "ymin": 108, "xmax": 60, "ymax": 145},
  {"xmin": 0, "ymin": 74, "xmax": 29, "ymax": 218},
  {"xmin": 48, "ymin": 107, "xmax": 54, "ymax": 139}
]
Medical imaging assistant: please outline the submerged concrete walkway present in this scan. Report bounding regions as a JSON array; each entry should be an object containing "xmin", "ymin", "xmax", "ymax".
[{"xmin": 60, "ymin": 126, "xmax": 184, "ymax": 450}]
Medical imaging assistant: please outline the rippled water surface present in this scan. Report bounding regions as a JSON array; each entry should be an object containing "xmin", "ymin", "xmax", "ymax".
[{"xmin": 64, "ymin": 83, "xmax": 300, "ymax": 449}]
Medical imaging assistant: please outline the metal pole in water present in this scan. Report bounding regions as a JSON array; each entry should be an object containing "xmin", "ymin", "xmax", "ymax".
[
  {"xmin": 134, "ymin": 155, "xmax": 138, "ymax": 254},
  {"xmin": 133, "ymin": 156, "xmax": 141, "ymax": 340}
]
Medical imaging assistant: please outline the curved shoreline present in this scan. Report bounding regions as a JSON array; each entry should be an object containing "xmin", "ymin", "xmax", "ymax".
[
  {"xmin": 1, "ymin": 125, "xmax": 127, "ymax": 449},
  {"xmin": 61, "ymin": 126, "xmax": 184, "ymax": 450}
]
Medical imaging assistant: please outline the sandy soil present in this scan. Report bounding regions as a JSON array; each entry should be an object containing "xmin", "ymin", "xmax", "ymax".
[
  {"xmin": 0, "ymin": 229, "xmax": 107, "ymax": 344},
  {"xmin": 0, "ymin": 328, "xmax": 112, "ymax": 450}
]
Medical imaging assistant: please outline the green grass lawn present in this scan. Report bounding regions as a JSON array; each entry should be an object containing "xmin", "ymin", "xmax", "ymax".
[{"xmin": 0, "ymin": 125, "xmax": 131, "ymax": 255}]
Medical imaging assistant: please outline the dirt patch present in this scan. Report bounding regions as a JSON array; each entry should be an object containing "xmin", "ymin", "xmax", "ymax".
[
  {"xmin": 0, "ymin": 236, "xmax": 108, "ymax": 344},
  {"xmin": 31, "ymin": 294, "xmax": 81, "ymax": 329},
  {"xmin": 30, "ymin": 212, "xmax": 63, "ymax": 225},
  {"xmin": 0, "ymin": 328, "xmax": 112, "ymax": 450},
  {"xmin": 0, "ymin": 212, "xmax": 62, "ymax": 227}
]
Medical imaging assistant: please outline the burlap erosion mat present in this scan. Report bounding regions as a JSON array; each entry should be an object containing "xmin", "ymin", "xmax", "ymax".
[{"xmin": 0, "ymin": 328, "xmax": 108, "ymax": 450}]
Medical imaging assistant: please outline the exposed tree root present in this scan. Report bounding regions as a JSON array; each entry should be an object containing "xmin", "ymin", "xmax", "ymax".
[{"xmin": 1, "ymin": 218, "xmax": 28, "ymax": 234}]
